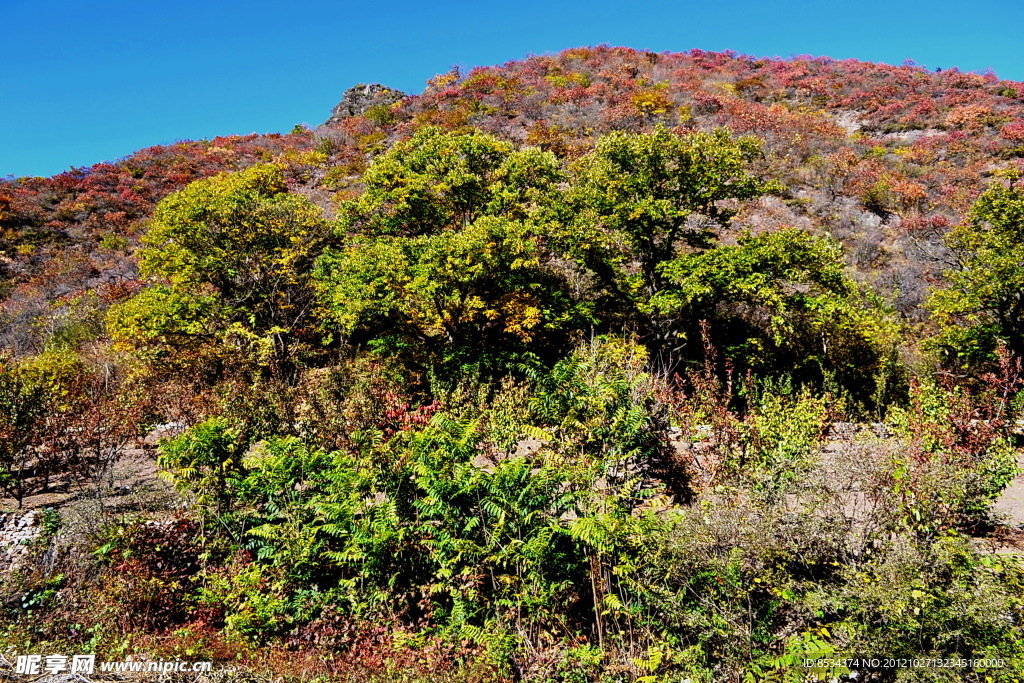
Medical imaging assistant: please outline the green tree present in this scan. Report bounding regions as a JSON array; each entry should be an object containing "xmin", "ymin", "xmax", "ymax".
[
  {"xmin": 565, "ymin": 129, "xmax": 894, "ymax": 398},
  {"xmin": 108, "ymin": 163, "xmax": 331, "ymax": 366},
  {"xmin": 929, "ymin": 178, "xmax": 1024, "ymax": 365},
  {"xmin": 317, "ymin": 129, "xmax": 586, "ymax": 365},
  {"xmin": 157, "ymin": 417, "xmax": 246, "ymax": 514},
  {"xmin": 343, "ymin": 126, "xmax": 562, "ymax": 237},
  {"xmin": 570, "ymin": 126, "xmax": 781, "ymax": 302},
  {"xmin": 653, "ymin": 228, "xmax": 897, "ymax": 396},
  {"xmin": 316, "ymin": 215, "xmax": 583, "ymax": 356}
]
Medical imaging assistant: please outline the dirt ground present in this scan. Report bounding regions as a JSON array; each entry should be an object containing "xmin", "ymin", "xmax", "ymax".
[
  {"xmin": 992, "ymin": 451, "xmax": 1024, "ymax": 533},
  {"xmin": 0, "ymin": 448, "xmax": 177, "ymax": 517}
]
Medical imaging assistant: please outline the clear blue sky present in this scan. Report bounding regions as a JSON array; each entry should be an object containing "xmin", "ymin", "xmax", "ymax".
[{"xmin": 3, "ymin": 0, "xmax": 1022, "ymax": 178}]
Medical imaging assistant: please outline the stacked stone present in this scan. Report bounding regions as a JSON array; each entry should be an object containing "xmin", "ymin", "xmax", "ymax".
[{"xmin": 0, "ymin": 510, "xmax": 41, "ymax": 575}]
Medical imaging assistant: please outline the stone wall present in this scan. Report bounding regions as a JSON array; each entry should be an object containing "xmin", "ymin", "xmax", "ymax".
[{"xmin": 0, "ymin": 510, "xmax": 42, "ymax": 577}]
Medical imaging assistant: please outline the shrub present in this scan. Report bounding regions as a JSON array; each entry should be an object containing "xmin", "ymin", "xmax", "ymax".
[
  {"xmin": 157, "ymin": 417, "xmax": 246, "ymax": 513},
  {"xmin": 884, "ymin": 377, "xmax": 1020, "ymax": 534}
]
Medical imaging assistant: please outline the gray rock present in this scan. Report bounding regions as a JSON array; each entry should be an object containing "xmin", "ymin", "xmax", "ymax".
[
  {"xmin": 0, "ymin": 511, "xmax": 43, "ymax": 579},
  {"xmin": 144, "ymin": 421, "xmax": 186, "ymax": 445},
  {"xmin": 324, "ymin": 83, "xmax": 405, "ymax": 125}
]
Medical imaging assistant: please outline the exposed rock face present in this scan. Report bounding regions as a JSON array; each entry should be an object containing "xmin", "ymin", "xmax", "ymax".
[{"xmin": 324, "ymin": 83, "xmax": 405, "ymax": 125}]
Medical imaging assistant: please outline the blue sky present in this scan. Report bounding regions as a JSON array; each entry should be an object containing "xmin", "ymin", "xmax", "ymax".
[{"xmin": 3, "ymin": 0, "xmax": 1022, "ymax": 178}]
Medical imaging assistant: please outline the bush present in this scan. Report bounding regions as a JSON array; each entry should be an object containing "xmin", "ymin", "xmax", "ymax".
[
  {"xmin": 742, "ymin": 380, "xmax": 831, "ymax": 495},
  {"xmin": 884, "ymin": 377, "xmax": 1020, "ymax": 534},
  {"xmin": 157, "ymin": 417, "xmax": 246, "ymax": 513}
]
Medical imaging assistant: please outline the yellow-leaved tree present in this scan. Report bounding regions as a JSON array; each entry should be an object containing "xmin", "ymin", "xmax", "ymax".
[
  {"xmin": 315, "ymin": 128, "xmax": 591, "ymax": 366},
  {"xmin": 108, "ymin": 163, "xmax": 330, "ymax": 368}
]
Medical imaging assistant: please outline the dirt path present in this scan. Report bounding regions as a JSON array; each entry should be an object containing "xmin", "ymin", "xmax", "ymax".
[
  {"xmin": 0, "ymin": 448, "xmax": 175, "ymax": 514},
  {"xmin": 993, "ymin": 451, "xmax": 1024, "ymax": 527}
]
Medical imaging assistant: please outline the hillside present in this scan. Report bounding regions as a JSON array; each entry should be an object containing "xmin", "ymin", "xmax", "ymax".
[
  {"xmin": 1, "ymin": 46, "xmax": 1024, "ymax": 682},
  {"xmin": 3, "ymin": 48, "xmax": 1023, "ymax": 356}
]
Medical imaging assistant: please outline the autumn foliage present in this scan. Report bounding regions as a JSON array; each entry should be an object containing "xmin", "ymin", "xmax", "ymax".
[{"xmin": 2, "ymin": 47, "xmax": 1024, "ymax": 683}]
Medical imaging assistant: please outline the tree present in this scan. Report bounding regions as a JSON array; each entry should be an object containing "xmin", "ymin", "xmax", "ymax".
[
  {"xmin": 0, "ymin": 355, "xmax": 51, "ymax": 506},
  {"xmin": 317, "ymin": 130, "xmax": 586, "ymax": 364},
  {"xmin": 107, "ymin": 164, "xmax": 331, "ymax": 366},
  {"xmin": 563, "ymin": 126, "xmax": 898, "ymax": 393},
  {"xmin": 929, "ymin": 177, "xmax": 1024, "ymax": 365},
  {"xmin": 0, "ymin": 353, "xmax": 137, "ymax": 507},
  {"xmin": 157, "ymin": 417, "xmax": 246, "ymax": 514},
  {"xmin": 342, "ymin": 126, "xmax": 562, "ymax": 237},
  {"xmin": 570, "ymin": 126, "xmax": 781, "ymax": 302},
  {"xmin": 653, "ymin": 228, "xmax": 897, "ymax": 400},
  {"xmin": 317, "ymin": 216, "xmax": 582, "ymax": 353}
]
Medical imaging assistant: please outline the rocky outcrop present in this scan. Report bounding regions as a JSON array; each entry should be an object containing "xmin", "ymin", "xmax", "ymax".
[{"xmin": 324, "ymin": 83, "xmax": 405, "ymax": 126}]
